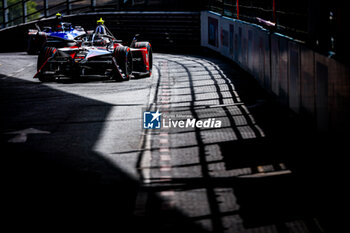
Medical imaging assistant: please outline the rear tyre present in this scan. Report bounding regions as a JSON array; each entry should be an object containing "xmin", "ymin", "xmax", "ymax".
[
  {"xmin": 133, "ymin": 42, "xmax": 152, "ymax": 77},
  {"xmin": 113, "ymin": 46, "xmax": 133, "ymax": 81},
  {"xmin": 37, "ymin": 47, "xmax": 56, "ymax": 82}
]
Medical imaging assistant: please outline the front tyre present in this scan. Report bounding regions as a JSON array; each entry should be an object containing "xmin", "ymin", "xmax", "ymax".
[
  {"xmin": 37, "ymin": 47, "xmax": 56, "ymax": 82},
  {"xmin": 113, "ymin": 46, "xmax": 133, "ymax": 81}
]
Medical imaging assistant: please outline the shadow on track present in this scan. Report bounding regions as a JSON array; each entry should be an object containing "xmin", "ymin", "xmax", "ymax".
[{"xmin": 0, "ymin": 74, "xmax": 209, "ymax": 233}]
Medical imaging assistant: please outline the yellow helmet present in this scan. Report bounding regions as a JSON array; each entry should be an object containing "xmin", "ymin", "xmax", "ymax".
[
  {"xmin": 56, "ymin": 12, "xmax": 62, "ymax": 17},
  {"xmin": 97, "ymin": 17, "xmax": 104, "ymax": 24}
]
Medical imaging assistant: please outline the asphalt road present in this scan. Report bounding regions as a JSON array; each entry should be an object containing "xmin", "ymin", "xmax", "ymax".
[{"xmin": 0, "ymin": 52, "xmax": 344, "ymax": 233}]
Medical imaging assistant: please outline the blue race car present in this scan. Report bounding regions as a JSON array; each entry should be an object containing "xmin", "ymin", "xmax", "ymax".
[{"xmin": 27, "ymin": 15, "xmax": 85, "ymax": 54}]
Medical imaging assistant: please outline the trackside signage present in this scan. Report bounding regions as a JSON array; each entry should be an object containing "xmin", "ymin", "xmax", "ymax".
[{"xmin": 143, "ymin": 110, "xmax": 222, "ymax": 129}]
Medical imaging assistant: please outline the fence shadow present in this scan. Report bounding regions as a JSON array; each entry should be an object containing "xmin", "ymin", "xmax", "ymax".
[{"xmin": 138, "ymin": 53, "xmax": 347, "ymax": 233}]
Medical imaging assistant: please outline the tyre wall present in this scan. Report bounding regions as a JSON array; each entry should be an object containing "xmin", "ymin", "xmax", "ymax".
[{"xmin": 201, "ymin": 11, "xmax": 350, "ymax": 133}]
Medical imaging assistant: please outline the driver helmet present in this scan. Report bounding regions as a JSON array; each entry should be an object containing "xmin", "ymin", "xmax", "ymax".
[
  {"xmin": 55, "ymin": 12, "xmax": 63, "ymax": 31},
  {"xmin": 97, "ymin": 17, "xmax": 104, "ymax": 25},
  {"xmin": 56, "ymin": 12, "xmax": 62, "ymax": 20},
  {"xmin": 95, "ymin": 18, "xmax": 106, "ymax": 35}
]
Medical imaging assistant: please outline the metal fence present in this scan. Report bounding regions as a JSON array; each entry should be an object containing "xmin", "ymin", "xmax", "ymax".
[
  {"xmin": 0, "ymin": 0, "xmax": 206, "ymax": 29},
  {"xmin": 206, "ymin": 0, "xmax": 349, "ymax": 60},
  {"xmin": 207, "ymin": 0, "xmax": 308, "ymax": 41},
  {"xmin": 0, "ymin": 0, "xmax": 127, "ymax": 28}
]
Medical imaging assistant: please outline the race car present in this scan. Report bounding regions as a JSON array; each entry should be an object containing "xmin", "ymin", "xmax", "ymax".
[
  {"xmin": 27, "ymin": 13, "xmax": 85, "ymax": 54},
  {"xmin": 33, "ymin": 30, "xmax": 153, "ymax": 82}
]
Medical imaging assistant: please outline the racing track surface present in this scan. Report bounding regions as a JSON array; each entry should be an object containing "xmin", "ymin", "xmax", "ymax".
[{"xmin": 0, "ymin": 52, "xmax": 341, "ymax": 233}]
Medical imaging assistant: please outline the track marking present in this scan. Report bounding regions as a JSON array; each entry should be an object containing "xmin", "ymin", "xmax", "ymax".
[
  {"xmin": 134, "ymin": 191, "xmax": 148, "ymax": 217},
  {"xmin": 159, "ymin": 147, "xmax": 169, "ymax": 152},
  {"xmin": 160, "ymin": 155, "xmax": 171, "ymax": 161},
  {"xmin": 6, "ymin": 63, "xmax": 36, "ymax": 80},
  {"xmin": 238, "ymin": 170, "xmax": 292, "ymax": 178},
  {"xmin": 159, "ymin": 132, "xmax": 168, "ymax": 137},
  {"xmin": 158, "ymin": 176, "xmax": 172, "ymax": 181},
  {"xmin": 5, "ymin": 128, "xmax": 50, "ymax": 143},
  {"xmin": 161, "ymin": 200, "xmax": 175, "ymax": 210},
  {"xmin": 160, "ymin": 191, "xmax": 175, "ymax": 196},
  {"xmin": 136, "ymin": 59, "xmax": 174, "ymax": 219},
  {"xmin": 159, "ymin": 138, "xmax": 168, "ymax": 144},
  {"xmin": 134, "ymin": 62, "xmax": 162, "ymax": 218},
  {"xmin": 160, "ymin": 166, "xmax": 171, "ymax": 172}
]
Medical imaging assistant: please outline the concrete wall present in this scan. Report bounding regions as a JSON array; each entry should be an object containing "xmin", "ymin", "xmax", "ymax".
[{"xmin": 201, "ymin": 11, "xmax": 350, "ymax": 132}]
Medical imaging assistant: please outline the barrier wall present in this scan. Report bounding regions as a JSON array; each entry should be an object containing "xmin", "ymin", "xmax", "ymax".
[{"xmin": 201, "ymin": 11, "xmax": 350, "ymax": 132}]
